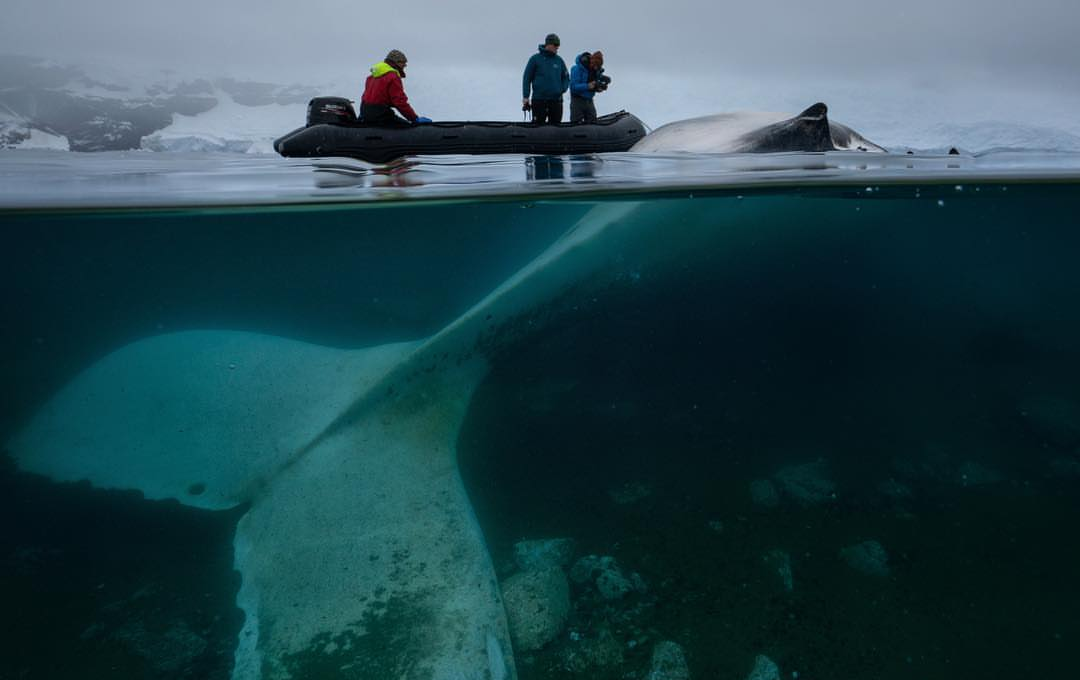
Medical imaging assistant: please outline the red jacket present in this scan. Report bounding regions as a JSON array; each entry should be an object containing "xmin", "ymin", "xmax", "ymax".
[{"xmin": 361, "ymin": 62, "xmax": 418, "ymax": 122}]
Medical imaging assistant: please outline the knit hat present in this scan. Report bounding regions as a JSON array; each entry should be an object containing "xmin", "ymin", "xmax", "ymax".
[
  {"xmin": 544, "ymin": 33, "xmax": 560, "ymax": 46},
  {"xmin": 385, "ymin": 49, "xmax": 407, "ymax": 65}
]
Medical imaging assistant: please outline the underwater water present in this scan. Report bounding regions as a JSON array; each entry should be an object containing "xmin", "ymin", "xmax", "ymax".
[{"xmin": 2, "ymin": 153, "xmax": 1080, "ymax": 680}]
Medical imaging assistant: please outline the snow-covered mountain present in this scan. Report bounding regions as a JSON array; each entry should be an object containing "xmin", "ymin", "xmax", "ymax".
[
  {"xmin": 0, "ymin": 107, "xmax": 70, "ymax": 150},
  {"xmin": 141, "ymin": 94, "xmax": 304, "ymax": 154},
  {"xmin": 5, "ymin": 54, "xmax": 1080, "ymax": 155},
  {"xmin": 0, "ymin": 55, "xmax": 318, "ymax": 152}
]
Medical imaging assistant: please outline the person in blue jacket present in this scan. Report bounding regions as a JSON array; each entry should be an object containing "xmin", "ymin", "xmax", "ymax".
[
  {"xmin": 569, "ymin": 51, "xmax": 599, "ymax": 123},
  {"xmin": 522, "ymin": 33, "xmax": 570, "ymax": 124}
]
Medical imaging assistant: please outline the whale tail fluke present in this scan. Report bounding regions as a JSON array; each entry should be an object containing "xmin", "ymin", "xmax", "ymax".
[
  {"xmin": 7, "ymin": 330, "xmax": 515, "ymax": 680},
  {"xmin": 6, "ymin": 201, "xmax": 656, "ymax": 680},
  {"xmin": 230, "ymin": 356, "xmax": 514, "ymax": 680},
  {"xmin": 6, "ymin": 198, "xmax": 712, "ymax": 680}
]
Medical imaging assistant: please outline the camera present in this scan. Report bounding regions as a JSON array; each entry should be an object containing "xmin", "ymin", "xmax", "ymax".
[{"xmin": 594, "ymin": 72, "xmax": 612, "ymax": 93}]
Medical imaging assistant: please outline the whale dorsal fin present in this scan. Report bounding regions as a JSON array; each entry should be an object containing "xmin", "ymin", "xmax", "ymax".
[
  {"xmin": 797, "ymin": 102, "xmax": 828, "ymax": 119},
  {"xmin": 731, "ymin": 102, "xmax": 833, "ymax": 152}
]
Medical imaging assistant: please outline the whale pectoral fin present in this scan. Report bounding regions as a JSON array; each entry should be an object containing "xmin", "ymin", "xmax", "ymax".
[
  {"xmin": 231, "ymin": 359, "xmax": 515, "ymax": 680},
  {"xmin": 9, "ymin": 330, "xmax": 420, "ymax": 510}
]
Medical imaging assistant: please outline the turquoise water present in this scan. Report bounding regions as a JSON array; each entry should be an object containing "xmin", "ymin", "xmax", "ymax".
[{"xmin": 2, "ymin": 159, "xmax": 1080, "ymax": 679}]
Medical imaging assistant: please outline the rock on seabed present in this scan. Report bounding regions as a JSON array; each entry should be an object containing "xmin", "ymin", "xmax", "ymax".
[
  {"xmin": 501, "ymin": 568, "xmax": 571, "ymax": 651},
  {"xmin": 840, "ymin": 540, "xmax": 891, "ymax": 577},
  {"xmin": 646, "ymin": 640, "xmax": 690, "ymax": 680},
  {"xmin": 773, "ymin": 460, "xmax": 836, "ymax": 506},
  {"xmin": 569, "ymin": 555, "xmax": 646, "ymax": 600},
  {"xmin": 746, "ymin": 654, "xmax": 781, "ymax": 680}
]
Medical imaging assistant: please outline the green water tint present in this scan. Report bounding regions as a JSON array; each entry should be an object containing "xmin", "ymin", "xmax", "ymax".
[
  {"xmin": 455, "ymin": 183, "xmax": 1080, "ymax": 679},
  {"xmin": 2, "ymin": 182, "xmax": 1080, "ymax": 679}
]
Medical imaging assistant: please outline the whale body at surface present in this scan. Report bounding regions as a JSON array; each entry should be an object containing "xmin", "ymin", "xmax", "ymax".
[{"xmin": 633, "ymin": 103, "xmax": 886, "ymax": 154}]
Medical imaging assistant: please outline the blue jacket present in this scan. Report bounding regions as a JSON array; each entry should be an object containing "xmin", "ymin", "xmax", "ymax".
[
  {"xmin": 522, "ymin": 46, "xmax": 569, "ymax": 100},
  {"xmin": 569, "ymin": 52, "xmax": 594, "ymax": 100}
]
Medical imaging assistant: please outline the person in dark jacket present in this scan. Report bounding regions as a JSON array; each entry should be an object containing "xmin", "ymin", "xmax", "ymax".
[
  {"xmin": 569, "ymin": 51, "xmax": 599, "ymax": 123},
  {"xmin": 361, "ymin": 49, "xmax": 431, "ymax": 125},
  {"xmin": 522, "ymin": 34, "xmax": 569, "ymax": 124}
]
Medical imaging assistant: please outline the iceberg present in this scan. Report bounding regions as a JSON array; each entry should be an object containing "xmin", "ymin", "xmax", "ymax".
[
  {"xmin": 141, "ymin": 93, "xmax": 304, "ymax": 154},
  {"xmin": 1, "ymin": 108, "xmax": 69, "ymax": 150},
  {"xmin": 6, "ymin": 126, "xmax": 70, "ymax": 151}
]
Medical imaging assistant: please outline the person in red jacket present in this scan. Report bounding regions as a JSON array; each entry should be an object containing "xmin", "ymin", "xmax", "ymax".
[{"xmin": 360, "ymin": 50, "xmax": 431, "ymax": 125}]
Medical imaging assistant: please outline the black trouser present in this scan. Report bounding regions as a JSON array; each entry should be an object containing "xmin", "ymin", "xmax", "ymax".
[
  {"xmin": 360, "ymin": 103, "xmax": 409, "ymax": 126},
  {"xmin": 570, "ymin": 96, "xmax": 597, "ymax": 123},
  {"xmin": 531, "ymin": 99, "xmax": 562, "ymax": 124}
]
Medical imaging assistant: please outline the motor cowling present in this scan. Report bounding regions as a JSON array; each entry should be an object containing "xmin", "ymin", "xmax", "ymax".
[{"xmin": 306, "ymin": 97, "xmax": 357, "ymax": 126}]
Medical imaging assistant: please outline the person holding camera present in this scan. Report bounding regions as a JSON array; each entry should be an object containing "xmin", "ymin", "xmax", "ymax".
[
  {"xmin": 569, "ymin": 52, "xmax": 596, "ymax": 123},
  {"xmin": 590, "ymin": 51, "xmax": 611, "ymax": 92},
  {"xmin": 569, "ymin": 50, "xmax": 611, "ymax": 123},
  {"xmin": 522, "ymin": 33, "xmax": 570, "ymax": 124},
  {"xmin": 567, "ymin": 50, "xmax": 603, "ymax": 123}
]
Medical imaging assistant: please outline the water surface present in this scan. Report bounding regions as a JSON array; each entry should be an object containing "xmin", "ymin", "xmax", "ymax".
[{"xmin": 2, "ymin": 152, "xmax": 1080, "ymax": 679}]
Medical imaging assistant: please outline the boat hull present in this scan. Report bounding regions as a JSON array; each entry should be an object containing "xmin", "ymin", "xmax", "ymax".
[{"xmin": 274, "ymin": 111, "xmax": 646, "ymax": 163}]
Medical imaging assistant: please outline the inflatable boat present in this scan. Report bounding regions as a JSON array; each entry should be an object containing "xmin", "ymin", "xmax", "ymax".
[{"xmin": 274, "ymin": 97, "xmax": 647, "ymax": 163}]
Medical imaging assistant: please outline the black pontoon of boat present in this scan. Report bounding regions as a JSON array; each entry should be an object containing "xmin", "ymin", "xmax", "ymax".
[{"xmin": 274, "ymin": 97, "xmax": 646, "ymax": 163}]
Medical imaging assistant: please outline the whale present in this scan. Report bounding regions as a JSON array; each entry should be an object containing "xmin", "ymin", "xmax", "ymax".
[
  {"xmin": 632, "ymin": 102, "xmax": 886, "ymax": 154},
  {"xmin": 6, "ymin": 103, "xmax": 886, "ymax": 679},
  {"xmin": 8, "ymin": 196, "xmax": 736, "ymax": 680}
]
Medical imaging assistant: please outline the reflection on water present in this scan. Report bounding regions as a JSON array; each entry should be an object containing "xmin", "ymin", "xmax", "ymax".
[
  {"xmin": 3, "ymin": 148, "xmax": 1080, "ymax": 208},
  {"xmin": 2, "ymin": 180, "xmax": 1080, "ymax": 679},
  {"xmin": 525, "ymin": 156, "xmax": 602, "ymax": 182}
]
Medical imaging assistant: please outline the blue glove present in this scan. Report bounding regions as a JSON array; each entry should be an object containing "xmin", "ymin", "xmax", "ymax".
[{"xmin": 415, "ymin": 116, "xmax": 432, "ymax": 123}]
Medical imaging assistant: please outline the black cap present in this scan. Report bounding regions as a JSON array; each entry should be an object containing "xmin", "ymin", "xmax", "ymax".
[{"xmin": 544, "ymin": 33, "xmax": 560, "ymax": 46}]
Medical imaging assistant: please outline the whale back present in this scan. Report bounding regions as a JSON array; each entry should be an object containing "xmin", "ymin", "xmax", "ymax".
[{"xmin": 633, "ymin": 102, "xmax": 885, "ymax": 153}]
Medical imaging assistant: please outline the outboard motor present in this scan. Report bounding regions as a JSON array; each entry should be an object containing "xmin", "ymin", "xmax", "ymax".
[{"xmin": 306, "ymin": 97, "xmax": 357, "ymax": 126}]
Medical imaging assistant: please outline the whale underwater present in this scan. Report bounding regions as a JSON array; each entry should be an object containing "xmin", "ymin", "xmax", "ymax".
[{"xmin": 8, "ymin": 104, "xmax": 882, "ymax": 680}]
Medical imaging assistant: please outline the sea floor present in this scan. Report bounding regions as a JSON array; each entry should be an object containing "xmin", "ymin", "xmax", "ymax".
[
  {"xmin": 456, "ymin": 254, "xmax": 1080, "ymax": 680},
  {"xmin": 4, "ymin": 378, "xmax": 1078, "ymax": 680},
  {"xmin": 460, "ymin": 374, "xmax": 1080, "ymax": 679},
  {"xmin": 455, "ymin": 308, "xmax": 1080, "ymax": 680}
]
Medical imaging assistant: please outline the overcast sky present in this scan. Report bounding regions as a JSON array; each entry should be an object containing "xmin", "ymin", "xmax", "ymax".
[
  {"xmin": 4, "ymin": 0, "xmax": 1079, "ymax": 131},
  {"xmin": 5, "ymin": 0, "xmax": 1078, "ymax": 77}
]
